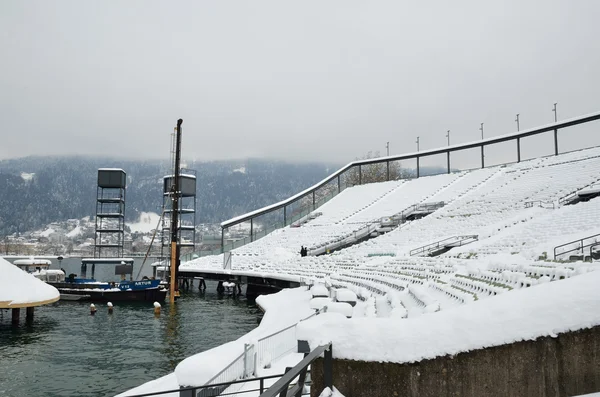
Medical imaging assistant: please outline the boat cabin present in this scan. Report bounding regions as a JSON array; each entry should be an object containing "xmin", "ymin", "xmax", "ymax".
[
  {"xmin": 13, "ymin": 258, "xmax": 66, "ymax": 283},
  {"xmin": 13, "ymin": 258, "xmax": 52, "ymax": 273}
]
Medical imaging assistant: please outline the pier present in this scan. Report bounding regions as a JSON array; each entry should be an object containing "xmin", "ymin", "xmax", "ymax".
[{"xmin": 177, "ymin": 269, "xmax": 302, "ymax": 300}]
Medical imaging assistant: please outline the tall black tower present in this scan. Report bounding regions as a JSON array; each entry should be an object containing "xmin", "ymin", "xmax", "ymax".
[{"xmin": 94, "ymin": 168, "xmax": 126, "ymax": 258}]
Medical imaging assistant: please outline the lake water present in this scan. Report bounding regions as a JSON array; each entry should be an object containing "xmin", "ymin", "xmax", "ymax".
[{"xmin": 0, "ymin": 257, "xmax": 261, "ymax": 397}]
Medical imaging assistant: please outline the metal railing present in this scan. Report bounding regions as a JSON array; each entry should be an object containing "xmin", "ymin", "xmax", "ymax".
[
  {"xmin": 558, "ymin": 176, "xmax": 600, "ymax": 206},
  {"xmin": 410, "ymin": 235, "xmax": 478, "ymax": 256},
  {"xmin": 122, "ymin": 373, "xmax": 287, "ymax": 397},
  {"xmin": 258, "ymin": 343, "xmax": 332, "ymax": 397},
  {"xmin": 524, "ymin": 200, "xmax": 556, "ymax": 209},
  {"xmin": 221, "ymin": 111, "xmax": 600, "ymax": 233},
  {"xmin": 553, "ymin": 233, "xmax": 600, "ymax": 260},
  {"xmin": 194, "ymin": 307, "xmax": 326, "ymax": 396}
]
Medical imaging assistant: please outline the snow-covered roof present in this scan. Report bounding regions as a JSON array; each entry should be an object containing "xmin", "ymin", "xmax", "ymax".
[
  {"xmin": 98, "ymin": 168, "xmax": 125, "ymax": 172},
  {"xmin": 0, "ymin": 257, "xmax": 60, "ymax": 308},
  {"xmin": 13, "ymin": 258, "xmax": 52, "ymax": 266},
  {"xmin": 297, "ymin": 270, "xmax": 600, "ymax": 364}
]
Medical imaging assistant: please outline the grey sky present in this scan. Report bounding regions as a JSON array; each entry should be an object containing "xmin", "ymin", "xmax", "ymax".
[{"xmin": 1, "ymin": 1, "xmax": 600, "ymax": 168}]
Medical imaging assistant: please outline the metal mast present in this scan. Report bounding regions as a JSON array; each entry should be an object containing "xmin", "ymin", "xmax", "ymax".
[{"xmin": 169, "ymin": 119, "xmax": 183, "ymax": 303}]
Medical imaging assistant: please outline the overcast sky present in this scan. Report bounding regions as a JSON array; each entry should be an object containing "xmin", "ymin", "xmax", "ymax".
[{"xmin": 1, "ymin": 1, "xmax": 600, "ymax": 168}]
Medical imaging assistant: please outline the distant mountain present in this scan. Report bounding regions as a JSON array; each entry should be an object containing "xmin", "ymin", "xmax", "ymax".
[{"xmin": 0, "ymin": 156, "xmax": 337, "ymax": 236}]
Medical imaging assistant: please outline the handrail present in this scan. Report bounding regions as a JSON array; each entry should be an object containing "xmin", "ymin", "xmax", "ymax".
[
  {"xmin": 553, "ymin": 233, "xmax": 600, "ymax": 260},
  {"xmin": 410, "ymin": 235, "xmax": 478, "ymax": 256},
  {"xmin": 222, "ymin": 110, "xmax": 600, "ymax": 228},
  {"xmin": 121, "ymin": 373, "xmax": 286, "ymax": 397},
  {"xmin": 259, "ymin": 343, "xmax": 333, "ymax": 397},
  {"xmin": 524, "ymin": 200, "xmax": 556, "ymax": 209},
  {"xmin": 558, "ymin": 176, "xmax": 600, "ymax": 206},
  {"xmin": 203, "ymin": 347, "xmax": 248, "ymax": 386},
  {"xmin": 589, "ymin": 242, "xmax": 600, "ymax": 260},
  {"xmin": 256, "ymin": 307, "xmax": 324, "ymax": 343}
]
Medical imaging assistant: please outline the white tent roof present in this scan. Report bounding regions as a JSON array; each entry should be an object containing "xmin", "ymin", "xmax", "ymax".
[{"xmin": 0, "ymin": 257, "xmax": 60, "ymax": 308}]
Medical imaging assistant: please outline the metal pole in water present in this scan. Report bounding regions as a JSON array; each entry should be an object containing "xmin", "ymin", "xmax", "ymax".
[{"xmin": 169, "ymin": 119, "xmax": 183, "ymax": 304}]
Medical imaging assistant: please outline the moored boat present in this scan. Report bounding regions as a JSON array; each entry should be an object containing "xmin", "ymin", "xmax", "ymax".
[{"xmin": 13, "ymin": 257, "xmax": 167, "ymax": 302}]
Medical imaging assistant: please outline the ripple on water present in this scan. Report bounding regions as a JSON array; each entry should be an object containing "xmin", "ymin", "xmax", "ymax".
[{"xmin": 0, "ymin": 283, "xmax": 259, "ymax": 397}]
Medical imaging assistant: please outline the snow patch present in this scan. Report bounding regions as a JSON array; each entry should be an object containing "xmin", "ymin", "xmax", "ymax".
[
  {"xmin": 127, "ymin": 212, "xmax": 161, "ymax": 233},
  {"xmin": 20, "ymin": 172, "xmax": 35, "ymax": 181}
]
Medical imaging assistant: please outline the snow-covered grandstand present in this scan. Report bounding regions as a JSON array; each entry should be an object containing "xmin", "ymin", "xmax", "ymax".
[{"xmin": 182, "ymin": 145, "xmax": 600, "ymax": 318}]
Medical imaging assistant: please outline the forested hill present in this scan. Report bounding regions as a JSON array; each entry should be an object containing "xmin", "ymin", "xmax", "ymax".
[{"xmin": 0, "ymin": 156, "xmax": 336, "ymax": 235}]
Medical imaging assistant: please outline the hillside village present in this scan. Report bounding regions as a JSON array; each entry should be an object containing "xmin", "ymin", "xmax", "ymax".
[{"xmin": 0, "ymin": 213, "xmax": 225, "ymax": 257}]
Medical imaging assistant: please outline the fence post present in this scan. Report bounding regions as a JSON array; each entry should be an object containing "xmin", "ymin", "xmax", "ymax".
[
  {"xmin": 312, "ymin": 191, "xmax": 316, "ymax": 211},
  {"xmin": 481, "ymin": 145, "xmax": 485, "ymax": 168},
  {"xmin": 386, "ymin": 161, "xmax": 390, "ymax": 181},
  {"xmin": 447, "ymin": 151, "xmax": 450, "ymax": 174},
  {"xmin": 554, "ymin": 128, "xmax": 559, "ymax": 155},
  {"xmin": 359, "ymin": 165, "xmax": 362, "ymax": 185},
  {"xmin": 250, "ymin": 218, "xmax": 254, "ymax": 242},
  {"xmin": 324, "ymin": 344, "xmax": 333, "ymax": 389},
  {"xmin": 517, "ymin": 137, "xmax": 521, "ymax": 163}
]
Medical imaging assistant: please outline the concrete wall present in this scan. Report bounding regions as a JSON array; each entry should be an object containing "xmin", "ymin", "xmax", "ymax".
[{"xmin": 311, "ymin": 326, "xmax": 600, "ymax": 397}]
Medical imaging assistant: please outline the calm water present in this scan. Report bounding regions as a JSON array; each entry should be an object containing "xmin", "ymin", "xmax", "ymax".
[{"xmin": 0, "ymin": 257, "xmax": 260, "ymax": 397}]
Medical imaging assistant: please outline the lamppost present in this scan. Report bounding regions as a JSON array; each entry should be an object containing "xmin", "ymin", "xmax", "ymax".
[
  {"xmin": 386, "ymin": 141, "xmax": 389, "ymax": 156},
  {"xmin": 445, "ymin": 130, "xmax": 451, "ymax": 174},
  {"xmin": 553, "ymin": 103, "xmax": 558, "ymax": 155},
  {"xmin": 416, "ymin": 136, "xmax": 420, "ymax": 152},
  {"xmin": 515, "ymin": 114, "xmax": 520, "ymax": 131},
  {"xmin": 480, "ymin": 123, "xmax": 484, "ymax": 139}
]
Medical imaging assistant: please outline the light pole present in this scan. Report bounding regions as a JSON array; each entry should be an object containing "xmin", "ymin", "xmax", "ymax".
[
  {"xmin": 416, "ymin": 136, "xmax": 420, "ymax": 152},
  {"xmin": 515, "ymin": 114, "xmax": 520, "ymax": 131},
  {"xmin": 445, "ymin": 130, "xmax": 451, "ymax": 174},
  {"xmin": 553, "ymin": 103, "xmax": 558, "ymax": 155},
  {"xmin": 386, "ymin": 142, "xmax": 389, "ymax": 156},
  {"xmin": 480, "ymin": 123, "xmax": 484, "ymax": 139}
]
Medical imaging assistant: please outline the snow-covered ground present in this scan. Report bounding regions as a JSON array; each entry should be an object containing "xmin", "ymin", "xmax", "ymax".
[
  {"xmin": 127, "ymin": 211, "xmax": 161, "ymax": 233},
  {"xmin": 122, "ymin": 146, "xmax": 600, "ymax": 396}
]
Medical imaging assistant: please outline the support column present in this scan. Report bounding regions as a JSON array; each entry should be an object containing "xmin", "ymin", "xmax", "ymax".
[
  {"xmin": 416, "ymin": 157, "xmax": 420, "ymax": 178},
  {"xmin": 221, "ymin": 227, "xmax": 225, "ymax": 253},
  {"xmin": 91, "ymin": 263, "xmax": 95, "ymax": 279},
  {"xmin": 284, "ymin": 206, "xmax": 287, "ymax": 226},
  {"xmin": 447, "ymin": 151, "xmax": 450, "ymax": 174},
  {"xmin": 481, "ymin": 145, "xmax": 485, "ymax": 168},
  {"xmin": 26, "ymin": 306, "xmax": 34, "ymax": 320},
  {"xmin": 554, "ymin": 129, "xmax": 559, "ymax": 155},
  {"xmin": 11, "ymin": 308, "xmax": 20, "ymax": 325},
  {"xmin": 337, "ymin": 175, "xmax": 341, "ymax": 193},
  {"xmin": 386, "ymin": 161, "xmax": 390, "ymax": 181},
  {"xmin": 250, "ymin": 218, "xmax": 253, "ymax": 242},
  {"xmin": 80, "ymin": 263, "xmax": 87, "ymax": 278},
  {"xmin": 312, "ymin": 191, "xmax": 316, "ymax": 211},
  {"xmin": 358, "ymin": 165, "xmax": 362, "ymax": 185},
  {"xmin": 517, "ymin": 137, "xmax": 521, "ymax": 162}
]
